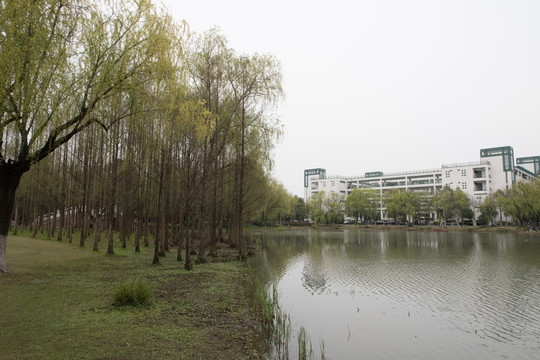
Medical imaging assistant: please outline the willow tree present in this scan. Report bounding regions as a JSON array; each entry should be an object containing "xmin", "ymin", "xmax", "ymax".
[
  {"xmin": 345, "ymin": 188, "xmax": 379, "ymax": 223},
  {"xmin": 0, "ymin": 0, "xmax": 164, "ymax": 274}
]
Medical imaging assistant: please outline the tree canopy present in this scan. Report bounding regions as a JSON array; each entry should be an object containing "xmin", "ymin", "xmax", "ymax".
[{"xmin": 0, "ymin": 0, "xmax": 284, "ymax": 273}]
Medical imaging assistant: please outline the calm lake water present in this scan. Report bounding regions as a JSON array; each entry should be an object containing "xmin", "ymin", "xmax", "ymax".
[{"xmin": 251, "ymin": 229, "xmax": 540, "ymax": 360}]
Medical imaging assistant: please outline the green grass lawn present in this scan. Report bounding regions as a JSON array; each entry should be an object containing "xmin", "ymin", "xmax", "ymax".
[{"xmin": 0, "ymin": 233, "xmax": 265, "ymax": 360}]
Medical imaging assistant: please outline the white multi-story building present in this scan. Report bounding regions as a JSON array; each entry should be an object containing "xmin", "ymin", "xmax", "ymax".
[{"xmin": 304, "ymin": 146, "xmax": 538, "ymax": 220}]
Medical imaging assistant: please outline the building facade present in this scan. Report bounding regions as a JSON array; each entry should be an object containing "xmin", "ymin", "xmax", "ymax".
[{"xmin": 304, "ymin": 146, "xmax": 538, "ymax": 220}]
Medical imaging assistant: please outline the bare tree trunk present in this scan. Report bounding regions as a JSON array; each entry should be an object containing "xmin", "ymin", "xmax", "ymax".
[
  {"xmin": 176, "ymin": 210, "xmax": 184, "ymax": 262},
  {"xmin": 0, "ymin": 167, "xmax": 25, "ymax": 274},
  {"xmin": 208, "ymin": 175, "xmax": 219, "ymax": 257},
  {"xmin": 143, "ymin": 215, "xmax": 149, "ymax": 247},
  {"xmin": 106, "ymin": 125, "xmax": 119, "ymax": 256},
  {"xmin": 93, "ymin": 216, "xmax": 101, "ymax": 252},
  {"xmin": 184, "ymin": 221, "xmax": 193, "ymax": 271},
  {"xmin": 134, "ymin": 217, "xmax": 141, "ymax": 253},
  {"xmin": 79, "ymin": 135, "xmax": 92, "ymax": 248}
]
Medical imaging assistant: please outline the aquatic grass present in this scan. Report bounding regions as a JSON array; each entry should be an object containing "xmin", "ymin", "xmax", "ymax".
[
  {"xmin": 298, "ymin": 326, "xmax": 313, "ymax": 360},
  {"xmin": 252, "ymin": 274, "xmax": 292, "ymax": 359},
  {"xmin": 319, "ymin": 337, "xmax": 326, "ymax": 360}
]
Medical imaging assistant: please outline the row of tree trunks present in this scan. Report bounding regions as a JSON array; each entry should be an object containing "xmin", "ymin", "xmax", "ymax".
[{"xmin": 1, "ymin": 24, "xmax": 283, "ymax": 273}]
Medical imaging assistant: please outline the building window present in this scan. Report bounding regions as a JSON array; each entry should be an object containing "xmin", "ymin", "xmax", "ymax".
[
  {"xmin": 461, "ymin": 170, "xmax": 466, "ymax": 176},
  {"xmin": 462, "ymin": 182, "xmax": 467, "ymax": 190},
  {"xmin": 331, "ymin": 180, "xmax": 335, "ymax": 187},
  {"xmin": 445, "ymin": 171, "xmax": 451, "ymax": 178}
]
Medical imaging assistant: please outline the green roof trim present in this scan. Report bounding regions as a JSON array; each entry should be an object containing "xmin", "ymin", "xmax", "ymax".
[
  {"xmin": 480, "ymin": 146, "xmax": 514, "ymax": 172},
  {"xmin": 516, "ymin": 166, "xmax": 536, "ymax": 178},
  {"xmin": 365, "ymin": 171, "xmax": 383, "ymax": 178},
  {"xmin": 304, "ymin": 168, "xmax": 326, "ymax": 187},
  {"xmin": 517, "ymin": 156, "xmax": 540, "ymax": 175}
]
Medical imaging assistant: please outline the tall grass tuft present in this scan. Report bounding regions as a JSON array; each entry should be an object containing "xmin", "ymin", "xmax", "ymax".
[
  {"xmin": 113, "ymin": 279, "xmax": 153, "ymax": 307},
  {"xmin": 319, "ymin": 337, "xmax": 326, "ymax": 360},
  {"xmin": 298, "ymin": 326, "xmax": 313, "ymax": 360}
]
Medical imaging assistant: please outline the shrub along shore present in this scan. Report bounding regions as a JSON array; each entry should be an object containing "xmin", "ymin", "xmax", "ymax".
[{"xmin": 0, "ymin": 232, "xmax": 266, "ymax": 360}]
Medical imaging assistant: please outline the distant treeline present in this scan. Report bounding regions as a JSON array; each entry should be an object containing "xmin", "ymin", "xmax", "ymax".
[{"xmin": 306, "ymin": 180, "xmax": 540, "ymax": 227}]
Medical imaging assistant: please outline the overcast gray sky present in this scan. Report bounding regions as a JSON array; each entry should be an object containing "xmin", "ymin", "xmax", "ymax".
[{"xmin": 160, "ymin": 0, "xmax": 540, "ymax": 197}]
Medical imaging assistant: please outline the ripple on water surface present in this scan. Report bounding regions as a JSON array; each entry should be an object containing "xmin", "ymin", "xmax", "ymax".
[{"xmin": 257, "ymin": 230, "xmax": 540, "ymax": 360}]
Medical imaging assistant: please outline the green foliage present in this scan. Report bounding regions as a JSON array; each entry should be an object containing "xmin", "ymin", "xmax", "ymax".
[
  {"xmin": 298, "ymin": 326, "xmax": 313, "ymax": 360},
  {"xmin": 345, "ymin": 188, "xmax": 379, "ymax": 222},
  {"xmin": 384, "ymin": 189, "xmax": 422, "ymax": 223},
  {"xmin": 496, "ymin": 180, "xmax": 540, "ymax": 227},
  {"xmin": 0, "ymin": 0, "xmax": 161, "ymax": 164},
  {"xmin": 308, "ymin": 192, "xmax": 326, "ymax": 225},
  {"xmin": 252, "ymin": 278, "xmax": 291, "ymax": 357},
  {"xmin": 432, "ymin": 186, "xmax": 455, "ymax": 224},
  {"xmin": 113, "ymin": 279, "xmax": 153, "ymax": 307},
  {"xmin": 461, "ymin": 206, "xmax": 475, "ymax": 221},
  {"xmin": 453, "ymin": 188, "xmax": 472, "ymax": 223},
  {"xmin": 324, "ymin": 192, "xmax": 344, "ymax": 225},
  {"xmin": 252, "ymin": 179, "xmax": 292, "ymax": 226},
  {"xmin": 307, "ymin": 192, "xmax": 345, "ymax": 225},
  {"xmin": 432, "ymin": 186, "xmax": 472, "ymax": 225},
  {"xmin": 293, "ymin": 197, "xmax": 308, "ymax": 222},
  {"xmin": 478, "ymin": 196, "xmax": 498, "ymax": 226}
]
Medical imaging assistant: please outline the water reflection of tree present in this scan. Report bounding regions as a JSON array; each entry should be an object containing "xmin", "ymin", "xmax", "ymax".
[{"xmin": 301, "ymin": 258, "xmax": 327, "ymax": 294}]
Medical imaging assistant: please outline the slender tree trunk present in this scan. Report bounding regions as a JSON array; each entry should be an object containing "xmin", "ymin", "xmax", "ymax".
[
  {"xmin": 208, "ymin": 175, "xmax": 218, "ymax": 257},
  {"xmin": 79, "ymin": 151, "xmax": 89, "ymax": 247},
  {"xmin": 153, "ymin": 150, "xmax": 165, "ymax": 264},
  {"xmin": 237, "ymin": 118, "xmax": 247, "ymax": 259},
  {"xmin": 143, "ymin": 216, "xmax": 149, "ymax": 247},
  {"xmin": 184, "ymin": 223, "xmax": 193, "ymax": 271},
  {"xmin": 177, "ymin": 210, "xmax": 184, "ymax": 262},
  {"xmin": 68, "ymin": 208, "xmax": 73, "ymax": 243},
  {"xmin": 159, "ymin": 210, "xmax": 166, "ymax": 257},
  {"xmin": 106, "ymin": 127, "xmax": 119, "ymax": 256},
  {"xmin": 134, "ymin": 217, "xmax": 140, "ymax": 253},
  {"xmin": 107, "ymin": 221, "xmax": 114, "ymax": 255},
  {"xmin": 93, "ymin": 216, "xmax": 101, "ymax": 252}
]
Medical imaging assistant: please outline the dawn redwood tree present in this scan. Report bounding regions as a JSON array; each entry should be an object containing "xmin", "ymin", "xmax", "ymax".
[
  {"xmin": 0, "ymin": 0, "xmax": 165, "ymax": 274},
  {"xmin": 227, "ymin": 53, "xmax": 283, "ymax": 259},
  {"xmin": 188, "ymin": 29, "xmax": 231, "ymax": 261}
]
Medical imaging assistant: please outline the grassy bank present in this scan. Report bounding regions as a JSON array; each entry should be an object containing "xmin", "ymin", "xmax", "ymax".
[{"xmin": 0, "ymin": 234, "xmax": 265, "ymax": 360}]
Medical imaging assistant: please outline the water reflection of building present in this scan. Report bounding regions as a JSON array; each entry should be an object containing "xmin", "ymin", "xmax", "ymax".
[{"xmin": 304, "ymin": 146, "xmax": 538, "ymax": 220}]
